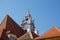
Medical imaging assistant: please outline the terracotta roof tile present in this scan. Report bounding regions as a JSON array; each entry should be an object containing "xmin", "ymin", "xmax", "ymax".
[
  {"xmin": 35, "ymin": 26, "xmax": 60, "ymax": 39},
  {"xmin": 0, "ymin": 29, "xmax": 3, "ymax": 38},
  {"xmin": 0, "ymin": 15, "xmax": 26, "ymax": 40}
]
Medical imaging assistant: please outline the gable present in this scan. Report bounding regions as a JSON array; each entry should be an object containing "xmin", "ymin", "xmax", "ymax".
[
  {"xmin": 17, "ymin": 32, "xmax": 33, "ymax": 40},
  {"xmin": 35, "ymin": 26, "xmax": 60, "ymax": 40},
  {"xmin": 0, "ymin": 15, "xmax": 26, "ymax": 40}
]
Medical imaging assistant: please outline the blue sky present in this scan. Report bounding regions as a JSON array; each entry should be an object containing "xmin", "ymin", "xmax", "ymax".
[{"xmin": 0, "ymin": 0, "xmax": 60, "ymax": 35}]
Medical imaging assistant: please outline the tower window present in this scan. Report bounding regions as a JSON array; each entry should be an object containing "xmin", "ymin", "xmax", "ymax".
[{"xmin": 26, "ymin": 18, "xmax": 28, "ymax": 21}]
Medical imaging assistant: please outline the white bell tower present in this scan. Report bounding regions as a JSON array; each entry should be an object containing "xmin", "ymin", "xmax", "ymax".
[
  {"xmin": 21, "ymin": 10, "xmax": 39, "ymax": 34},
  {"xmin": 21, "ymin": 10, "xmax": 35, "ymax": 32}
]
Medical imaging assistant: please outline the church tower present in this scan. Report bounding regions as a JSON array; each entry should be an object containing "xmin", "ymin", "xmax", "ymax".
[
  {"xmin": 21, "ymin": 10, "xmax": 35, "ymax": 32},
  {"xmin": 21, "ymin": 10, "xmax": 39, "ymax": 34}
]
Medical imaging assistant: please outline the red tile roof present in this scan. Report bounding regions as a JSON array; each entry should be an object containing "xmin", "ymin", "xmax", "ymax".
[
  {"xmin": 35, "ymin": 26, "xmax": 60, "ymax": 39},
  {"xmin": 0, "ymin": 29, "xmax": 3, "ymax": 37},
  {"xmin": 0, "ymin": 15, "xmax": 26, "ymax": 40}
]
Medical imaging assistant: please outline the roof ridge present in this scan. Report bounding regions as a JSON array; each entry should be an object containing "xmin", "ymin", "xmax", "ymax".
[
  {"xmin": 0, "ymin": 15, "xmax": 9, "ymax": 29},
  {"xmin": 42, "ymin": 26, "xmax": 60, "ymax": 35},
  {"xmin": 1, "ymin": 14, "xmax": 10, "ymax": 24},
  {"xmin": 51, "ymin": 26, "xmax": 60, "ymax": 32}
]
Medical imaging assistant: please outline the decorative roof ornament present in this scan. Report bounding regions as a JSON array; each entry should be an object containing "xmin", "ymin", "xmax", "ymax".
[{"xmin": 26, "ymin": 10, "xmax": 31, "ymax": 18}]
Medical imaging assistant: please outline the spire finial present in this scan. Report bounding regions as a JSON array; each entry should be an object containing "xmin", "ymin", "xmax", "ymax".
[
  {"xmin": 26, "ymin": 10, "xmax": 31, "ymax": 17},
  {"xmin": 27, "ymin": 10, "xmax": 30, "ymax": 15}
]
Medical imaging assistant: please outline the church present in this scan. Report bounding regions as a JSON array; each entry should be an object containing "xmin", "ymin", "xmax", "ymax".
[
  {"xmin": 0, "ymin": 10, "xmax": 60, "ymax": 40},
  {"xmin": 0, "ymin": 10, "xmax": 39, "ymax": 40}
]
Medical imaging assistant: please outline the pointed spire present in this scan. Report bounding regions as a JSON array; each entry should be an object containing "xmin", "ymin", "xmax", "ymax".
[
  {"xmin": 26, "ymin": 10, "xmax": 31, "ymax": 17},
  {"xmin": 21, "ymin": 10, "xmax": 36, "ymax": 33}
]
